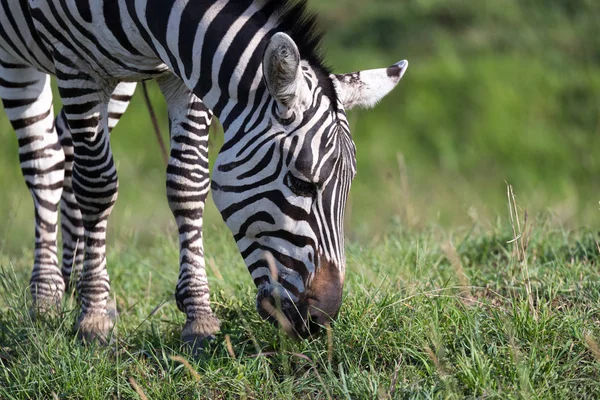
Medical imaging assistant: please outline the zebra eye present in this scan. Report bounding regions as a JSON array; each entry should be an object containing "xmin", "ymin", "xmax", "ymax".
[{"xmin": 285, "ymin": 172, "xmax": 318, "ymax": 197}]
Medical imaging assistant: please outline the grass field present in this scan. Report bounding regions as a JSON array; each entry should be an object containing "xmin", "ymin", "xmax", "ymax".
[
  {"xmin": 1, "ymin": 208, "xmax": 600, "ymax": 398},
  {"xmin": 1, "ymin": 0, "xmax": 600, "ymax": 398}
]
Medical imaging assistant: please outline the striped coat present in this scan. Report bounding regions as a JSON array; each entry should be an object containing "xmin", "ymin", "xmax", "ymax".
[{"xmin": 1, "ymin": 0, "xmax": 407, "ymax": 346}]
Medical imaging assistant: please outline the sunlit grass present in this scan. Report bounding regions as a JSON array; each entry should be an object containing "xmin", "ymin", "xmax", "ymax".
[{"xmin": 1, "ymin": 215, "xmax": 599, "ymax": 398}]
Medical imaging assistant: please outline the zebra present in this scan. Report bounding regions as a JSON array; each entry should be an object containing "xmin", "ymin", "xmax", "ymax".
[
  {"xmin": 5, "ymin": 0, "xmax": 408, "ymax": 345},
  {"xmin": 0, "ymin": 1, "xmax": 138, "ymax": 306}
]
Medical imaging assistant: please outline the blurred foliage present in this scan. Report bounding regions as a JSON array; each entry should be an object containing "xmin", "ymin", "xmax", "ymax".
[
  {"xmin": 312, "ymin": 0, "xmax": 600, "ymax": 231},
  {"xmin": 1, "ymin": 0, "xmax": 599, "ymax": 254}
]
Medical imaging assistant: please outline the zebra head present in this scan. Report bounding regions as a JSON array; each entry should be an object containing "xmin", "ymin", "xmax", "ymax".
[{"xmin": 211, "ymin": 33, "xmax": 407, "ymax": 337}]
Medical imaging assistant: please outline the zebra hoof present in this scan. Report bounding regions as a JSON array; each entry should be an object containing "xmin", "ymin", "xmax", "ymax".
[
  {"xmin": 181, "ymin": 315, "xmax": 221, "ymax": 355},
  {"xmin": 75, "ymin": 312, "xmax": 115, "ymax": 345}
]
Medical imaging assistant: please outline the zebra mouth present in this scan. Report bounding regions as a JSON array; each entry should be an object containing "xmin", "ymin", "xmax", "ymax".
[
  {"xmin": 255, "ymin": 287, "xmax": 331, "ymax": 339},
  {"xmin": 256, "ymin": 284, "xmax": 317, "ymax": 339}
]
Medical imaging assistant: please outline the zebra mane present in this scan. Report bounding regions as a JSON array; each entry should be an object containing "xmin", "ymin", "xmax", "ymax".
[{"xmin": 262, "ymin": 0, "xmax": 338, "ymax": 110}]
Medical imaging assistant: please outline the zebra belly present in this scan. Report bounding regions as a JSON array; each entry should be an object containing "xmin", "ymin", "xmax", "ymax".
[
  {"xmin": 0, "ymin": 0, "xmax": 55, "ymax": 74},
  {"xmin": 27, "ymin": 0, "xmax": 170, "ymax": 83}
]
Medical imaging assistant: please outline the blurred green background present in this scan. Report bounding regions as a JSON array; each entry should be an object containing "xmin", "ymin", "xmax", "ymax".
[{"xmin": 1, "ymin": 0, "xmax": 599, "ymax": 255}]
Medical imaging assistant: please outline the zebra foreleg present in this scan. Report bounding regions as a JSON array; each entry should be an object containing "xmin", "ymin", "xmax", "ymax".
[
  {"xmin": 57, "ymin": 82, "xmax": 136, "ymax": 293},
  {"xmin": 0, "ymin": 50, "xmax": 65, "ymax": 312},
  {"xmin": 56, "ymin": 67, "xmax": 119, "ymax": 343},
  {"xmin": 158, "ymin": 75, "xmax": 220, "ymax": 349}
]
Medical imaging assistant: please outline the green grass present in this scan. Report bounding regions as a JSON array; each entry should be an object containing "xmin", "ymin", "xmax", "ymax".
[{"xmin": 2, "ymin": 214, "xmax": 599, "ymax": 399}]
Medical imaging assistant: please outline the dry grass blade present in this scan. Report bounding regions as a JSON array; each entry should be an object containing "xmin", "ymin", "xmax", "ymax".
[
  {"xmin": 441, "ymin": 241, "xmax": 474, "ymax": 305},
  {"xmin": 507, "ymin": 184, "xmax": 521, "ymax": 260},
  {"xmin": 260, "ymin": 298, "xmax": 298, "ymax": 340},
  {"xmin": 506, "ymin": 183, "xmax": 537, "ymax": 321},
  {"xmin": 326, "ymin": 322, "xmax": 333, "ymax": 365},
  {"xmin": 207, "ymin": 257, "xmax": 224, "ymax": 282},
  {"xmin": 584, "ymin": 332, "xmax": 600, "ymax": 361},
  {"xmin": 425, "ymin": 345, "xmax": 446, "ymax": 376},
  {"xmin": 171, "ymin": 355, "xmax": 201, "ymax": 382},
  {"xmin": 141, "ymin": 81, "xmax": 169, "ymax": 165},
  {"xmin": 506, "ymin": 235, "xmax": 522, "ymax": 244},
  {"xmin": 225, "ymin": 334, "xmax": 236, "ymax": 359},
  {"xmin": 388, "ymin": 355, "xmax": 403, "ymax": 399},
  {"xmin": 67, "ymin": 238, "xmax": 81, "ymax": 305},
  {"xmin": 264, "ymin": 251, "xmax": 278, "ymax": 283},
  {"xmin": 128, "ymin": 377, "xmax": 148, "ymax": 400}
]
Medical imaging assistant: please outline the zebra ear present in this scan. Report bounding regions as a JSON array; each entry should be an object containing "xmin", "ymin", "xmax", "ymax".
[
  {"xmin": 263, "ymin": 33, "xmax": 310, "ymax": 111},
  {"xmin": 333, "ymin": 60, "xmax": 408, "ymax": 110}
]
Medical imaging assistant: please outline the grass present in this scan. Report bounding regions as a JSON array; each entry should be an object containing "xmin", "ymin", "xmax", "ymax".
[{"xmin": 1, "ymin": 206, "xmax": 600, "ymax": 398}]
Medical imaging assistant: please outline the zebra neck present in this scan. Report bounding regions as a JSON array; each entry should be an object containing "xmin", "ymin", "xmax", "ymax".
[{"xmin": 141, "ymin": 0, "xmax": 280, "ymax": 126}]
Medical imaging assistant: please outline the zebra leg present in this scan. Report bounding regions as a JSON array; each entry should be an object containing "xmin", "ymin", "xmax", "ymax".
[
  {"xmin": 55, "ymin": 110, "xmax": 83, "ymax": 292},
  {"xmin": 55, "ymin": 66, "xmax": 119, "ymax": 343},
  {"xmin": 157, "ymin": 75, "xmax": 220, "ymax": 348},
  {"xmin": 0, "ymin": 49, "xmax": 65, "ymax": 311},
  {"xmin": 58, "ymin": 82, "xmax": 136, "ymax": 292}
]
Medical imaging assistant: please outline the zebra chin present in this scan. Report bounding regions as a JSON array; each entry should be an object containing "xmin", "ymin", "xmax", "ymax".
[{"xmin": 254, "ymin": 256, "xmax": 344, "ymax": 339}]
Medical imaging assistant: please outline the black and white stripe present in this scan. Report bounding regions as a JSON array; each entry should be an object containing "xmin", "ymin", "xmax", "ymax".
[
  {"xmin": 0, "ymin": 2, "xmax": 136, "ymax": 313},
  {"xmin": 5, "ymin": 0, "xmax": 407, "ymax": 343}
]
